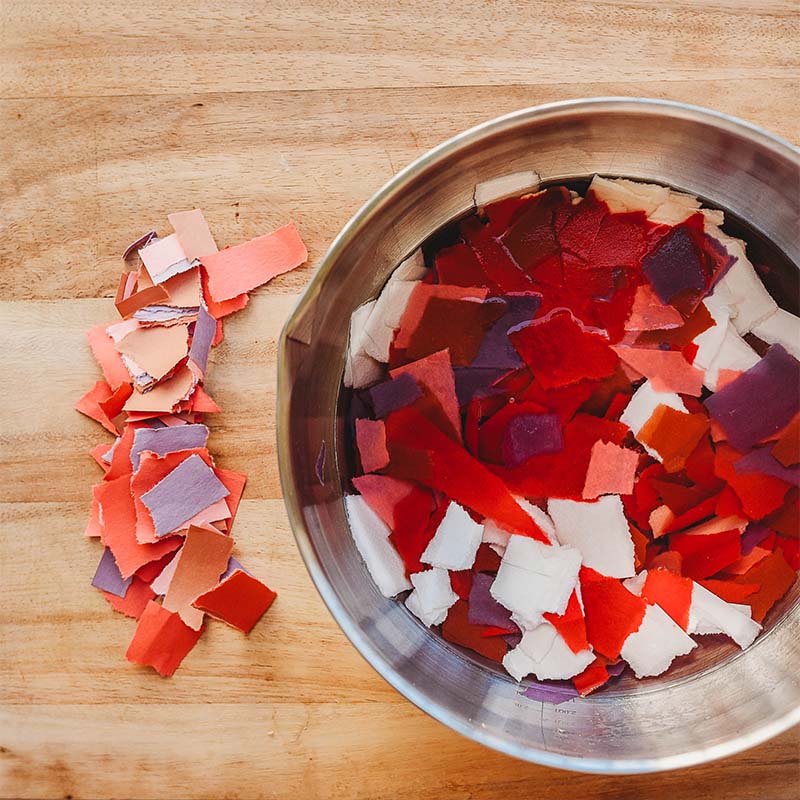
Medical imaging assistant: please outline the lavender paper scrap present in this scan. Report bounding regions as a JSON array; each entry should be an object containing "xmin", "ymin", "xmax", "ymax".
[
  {"xmin": 453, "ymin": 367, "xmax": 508, "ymax": 407},
  {"xmin": 468, "ymin": 573, "xmax": 515, "ymax": 629},
  {"xmin": 141, "ymin": 453, "xmax": 229, "ymax": 537},
  {"xmin": 735, "ymin": 446, "xmax": 800, "ymax": 487},
  {"xmin": 502, "ymin": 412, "xmax": 563, "ymax": 467},
  {"xmin": 522, "ymin": 681, "xmax": 579, "ymax": 705},
  {"xmin": 642, "ymin": 226, "xmax": 706, "ymax": 304},
  {"xmin": 220, "ymin": 556, "xmax": 250, "ymax": 581},
  {"xmin": 705, "ymin": 344, "xmax": 800, "ymax": 451},
  {"xmin": 91, "ymin": 547, "xmax": 132, "ymax": 598},
  {"xmin": 130, "ymin": 423, "xmax": 209, "ymax": 471},
  {"xmin": 472, "ymin": 294, "xmax": 541, "ymax": 370},
  {"xmin": 369, "ymin": 373, "xmax": 422, "ymax": 418},
  {"xmin": 188, "ymin": 303, "xmax": 216, "ymax": 373},
  {"xmin": 740, "ymin": 523, "xmax": 773, "ymax": 556}
]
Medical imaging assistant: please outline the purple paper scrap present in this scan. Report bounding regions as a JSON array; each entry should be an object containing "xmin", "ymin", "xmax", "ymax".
[
  {"xmin": 369, "ymin": 373, "xmax": 423, "ymax": 418},
  {"xmin": 130, "ymin": 423, "xmax": 209, "ymax": 471},
  {"xmin": 188, "ymin": 303, "xmax": 216, "ymax": 373},
  {"xmin": 141, "ymin": 453, "xmax": 229, "ymax": 537},
  {"xmin": 91, "ymin": 547, "xmax": 132, "ymax": 598}
]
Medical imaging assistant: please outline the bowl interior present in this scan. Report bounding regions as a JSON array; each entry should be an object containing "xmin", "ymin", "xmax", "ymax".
[{"xmin": 278, "ymin": 99, "xmax": 800, "ymax": 772}]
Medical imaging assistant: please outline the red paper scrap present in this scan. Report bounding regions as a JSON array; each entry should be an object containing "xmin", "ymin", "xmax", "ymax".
[
  {"xmin": 193, "ymin": 570, "xmax": 277, "ymax": 634},
  {"xmin": 126, "ymin": 600, "xmax": 204, "ymax": 677}
]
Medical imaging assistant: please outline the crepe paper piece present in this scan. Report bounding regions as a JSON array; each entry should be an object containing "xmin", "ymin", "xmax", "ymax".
[
  {"xmin": 186, "ymin": 385, "xmax": 220, "ymax": 414},
  {"xmin": 687, "ymin": 582, "xmax": 761, "ymax": 648},
  {"xmin": 503, "ymin": 622, "xmax": 595, "ymax": 682},
  {"xmin": 123, "ymin": 230, "xmax": 158, "ymax": 260},
  {"xmin": 92, "ymin": 547, "xmax": 133, "ymax": 598},
  {"xmin": 163, "ymin": 526, "xmax": 234, "ymax": 629},
  {"xmin": 117, "ymin": 323, "xmax": 189, "ymax": 383},
  {"xmin": 384, "ymin": 406, "xmax": 549, "ymax": 541},
  {"xmin": 344, "ymin": 300, "xmax": 383, "ymax": 389},
  {"xmin": 772, "ymin": 415, "xmax": 800, "ymax": 468},
  {"xmin": 95, "ymin": 475, "xmax": 181, "ymax": 578},
  {"xmin": 123, "ymin": 365, "xmax": 196, "ymax": 413},
  {"xmin": 619, "ymin": 380, "xmax": 687, "ymax": 439},
  {"xmin": 131, "ymin": 447, "xmax": 214, "ymax": 542},
  {"xmin": 612, "ymin": 346, "xmax": 704, "ymax": 396},
  {"xmin": 351, "ymin": 474, "xmax": 415, "ymax": 529},
  {"xmin": 733, "ymin": 550, "xmax": 796, "ymax": 623},
  {"xmin": 580, "ymin": 566, "xmax": 647, "ymax": 660},
  {"xmin": 129, "ymin": 423, "xmax": 209, "ymax": 471},
  {"xmin": 472, "ymin": 294, "xmax": 541, "ymax": 370},
  {"xmin": 200, "ymin": 263, "xmax": 250, "ymax": 319},
  {"xmin": 501, "ymin": 412, "xmax": 563, "ymax": 467},
  {"xmin": 735, "ymin": 446, "xmax": 800, "ymax": 487},
  {"xmin": 360, "ymin": 280, "xmax": 421, "ymax": 363},
  {"xmin": 490, "ymin": 536, "xmax": 581, "ymax": 629},
  {"xmin": 84, "ymin": 493, "xmax": 103, "ymax": 537},
  {"xmin": 126, "ymin": 600, "xmax": 204, "ymax": 677},
  {"xmin": 139, "ymin": 233, "xmax": 193, "ymax": 285},
  {"xmin": 344, "ymin": 494, "xmax": 412, "ymax": 597},
  {"xmin": 390, "ymin": 349, "xmax": 461, "ymax": 442},
  {"xmin": 91, "ymin": 442, "xmax": 114, "ymax": 471},
  {"xmin": 87, "ymin": 324, "xmax": 131, "ymax": 390},
  {"xmin": 548, "ymin": 496, "xmax": 636, "ymax": 578},
  {"xmin": 150, "ymin": 551, "xmax": 181, "ymax": 596},
  {"xmin": 141, "ymin": 454, "xmax": 229, "ymax": 537},
  {"xmin": 710, "ymin": 233, "xmax": 777, "ymax": 334},
  {"xmin": 641, "ymin": 223, "xmax": 707, "ymax": 305},
  {"xmin": 670, "ymin": 528, "xmax": 741, "ymax": 580},
  {"xmin": 776, "ymin": 535, "xmax": 800, "ymax": 570},
  {"xmin": 703, "ymin": 322, "xmax": 761, "ymax": 392},
  {"xmin": 115, "ymin": 275, "xmax": 170, "ymax": 319},
  {"xmin": 104, "ymin": 577, "xmax": 156, "ymax": 620},
  {"xmin": 188, "ymin": 303, "xmax": 216, "ymax": 374},
  {"xmin": 698, "ymin": 579, "xmax": 760, "ymax": 605},
  {"xmin": 390, "ymin": 490, "xmax": 442, "ymax": 576},
  {"xmin": 582, "ymin": 440, "xmax": 638, "ymax": 499},
  {"xmin": 214, "ymin": 467, "xmax": 247, "ymax": 534},
  {"xmin": 369, "ymin": 373, "xmax": 423, "ymax": 419},
  {"xmin": 510, "ymin": 311, "xmax": 618, "ymax": 390},
  {"xmin": 168, "ymin": 209, "xmax": 218, "ymax": 262},
  {"xmin": 707, "ymin": 345, "xmax": 800, "ymax": 453},
  {"xmin": 542, "ymin": 591, "xmax": 589, "ymax": 654},
  {"xmin": 75, "ymin": 380, "xmax": 122, "ymax": 436},
  {"xmin": 641, "ymin": 568, "xmax": 693, "ymax": 630},
  {"xmin": 625, "ymin": 284, "xmax": 684, "ymax": 332},
  {"xmin": 441, "ymin": 600, "xmax": 508, "ymax": 662},
  {"xmin": 572, "ymin": 659, "xmax": 614, "ymax": 697},
  {"xmin": 715, "ymin": 443, "xmax": 791, "ymax": 520},
  {"xmin": 620, "ymin": 603, "xmax": 696, "ymax": 678},
  {"xmin": 421, "ymin": 502, "xmax": 483, "ymax": 571},
  {"xmin": 405, "ymin": 568, "xmax": 459, "ymax": 627},
  {"xmin": 638, "ymin": 406, "xmax": 708, "ymax": 474},
  {"xmin": 355, "ymin": 418, "xmax": 390, "ymax": 474},
  {"xmin": 752, "ymin": 308, "xmax": 800, "ymax": 359},
  {"xmin": 467, "ymin": 573, "xmax": 514, "ymax": 629},
  {"xmin": 192, "ymin": 569, "xmax": 277, "ymax": 634},
  {"xmin": 201, "ymin": 223, "xmax": 307, "ymax": 303},
  {"xmin": 450, "ymin": 569, "xmax": 474, "ymax": 601}
]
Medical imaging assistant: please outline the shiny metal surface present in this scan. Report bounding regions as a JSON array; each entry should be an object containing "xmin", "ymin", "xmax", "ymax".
[{"xmin": 277, "ymin": 98, "xmax": 800, "ymax": 773}]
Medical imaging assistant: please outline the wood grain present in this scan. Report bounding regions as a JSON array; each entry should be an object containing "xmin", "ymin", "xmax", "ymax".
[{"xmin": 1, "ymin": 1, "xmax": 798, "ymax": 798}]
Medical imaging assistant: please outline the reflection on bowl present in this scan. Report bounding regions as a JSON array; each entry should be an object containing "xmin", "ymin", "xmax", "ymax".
[{"xmin": 277, "ymin": 98, "xmax": 800, "ymax": 773}]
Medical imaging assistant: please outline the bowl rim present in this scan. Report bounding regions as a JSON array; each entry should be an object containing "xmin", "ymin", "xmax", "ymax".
[{"xmin": 277, "ymin": 97, "xmax": 800, "ymax": 774}]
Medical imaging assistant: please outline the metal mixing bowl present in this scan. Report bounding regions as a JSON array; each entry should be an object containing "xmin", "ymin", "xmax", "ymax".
[{"xmin": 277, "ymin": 98, "xmax": 800, "ymax": 773}]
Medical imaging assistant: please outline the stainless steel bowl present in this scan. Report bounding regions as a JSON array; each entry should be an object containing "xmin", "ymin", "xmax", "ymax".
[{"xmin": 277, "ymin": 98, "xmax": 800, "ymax": 773}]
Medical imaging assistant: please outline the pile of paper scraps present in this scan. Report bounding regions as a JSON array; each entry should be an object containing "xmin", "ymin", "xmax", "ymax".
[
  {"xmin": 343, "ymin": 175, "xmax": 799, "ymax": 701},
  {"xmin": 76, "ymin": 210, "xmax": 307, "ymax": 676}
]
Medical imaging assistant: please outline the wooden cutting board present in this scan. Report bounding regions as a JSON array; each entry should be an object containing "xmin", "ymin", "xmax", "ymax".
[{"xmin": 1, "ymin": 1, "xmax": 798, "ymax": 797}]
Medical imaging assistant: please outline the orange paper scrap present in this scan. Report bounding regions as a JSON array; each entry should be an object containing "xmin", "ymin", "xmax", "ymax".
[
  {"xmin": 201, "ymin": 222, "xmax": 308, "ymax": 303},
  {"xmin": 126, "ymin": 600, "xmax": 204, "ymax": 677}
]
